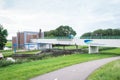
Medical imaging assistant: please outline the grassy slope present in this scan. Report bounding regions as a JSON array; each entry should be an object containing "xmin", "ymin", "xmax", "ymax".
[
  {"xmin": 87, "ymin": 59, "xmax": 120, "ymax": 80},
  {"xmin": 0, "ymin": 53, "xmax": 115, "ymax": 80},
  {"xmin": 87, "ymin": 48, "xmax": 120, "ymax": 80},
  {"xmin": 101, "ymin": 48, "xmax": 120, "ymax": 54}
]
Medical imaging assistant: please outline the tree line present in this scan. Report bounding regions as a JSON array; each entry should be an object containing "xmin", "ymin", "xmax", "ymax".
[{"xmin": 80, "ymin": 28, "xmax": 120, "ymax": 39}]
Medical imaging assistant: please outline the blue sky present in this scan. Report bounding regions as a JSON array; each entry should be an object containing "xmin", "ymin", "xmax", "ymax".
[{"xmin": 0, "ymin": 0, "xmax": 120, "ymax": 39}]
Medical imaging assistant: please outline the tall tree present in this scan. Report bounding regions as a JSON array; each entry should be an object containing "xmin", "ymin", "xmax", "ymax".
[
  {"xmin": 93, "ymin": 29, "xmax": 103, "ymax": 36},
  {"xmin": 112, "ymin": 29, "xmax": 120, "ymax": 35},
  {"xmin": 105, "ymin": 29, "xmax": 112, "ymax": 36},
  {"xmin": 0, "ymin": 24, "xmax": 8, "ymax": 50},
  {"xmin": 44, "ymin": 25, "xmax": 76, "ymax": 37},
  {"xmin": 44, "ymin": 30, "xmax": 58, "ymax": 38},
  {"xmin": 55, "ymin": 25, "xmax": 76, "ymax": 37}
]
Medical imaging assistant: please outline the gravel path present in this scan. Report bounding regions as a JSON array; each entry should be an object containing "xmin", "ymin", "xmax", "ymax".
[{"xmin": 30, "ymin": 56, "xmax": 120, "ymax": 80}]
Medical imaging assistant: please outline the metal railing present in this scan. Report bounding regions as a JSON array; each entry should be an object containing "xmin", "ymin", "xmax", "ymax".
[
  {"xmin": 44, "ymin": 36, "xmax": 73, "ymax": 39},
  {"xmin": 80, "ymin": 36, "xmax": 120, "ymax": 39}
]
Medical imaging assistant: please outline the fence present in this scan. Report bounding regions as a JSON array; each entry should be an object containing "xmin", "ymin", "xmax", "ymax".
[{"xmin": 80, "ymin": 36, "xmax": 120, "ymax": 39}]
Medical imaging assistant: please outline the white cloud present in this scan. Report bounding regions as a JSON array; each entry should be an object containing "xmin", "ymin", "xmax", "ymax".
[
  {"xmin": 110, "ymin": 0, "xmax": 120, "ymax": 4},
  {"xmin": 0, "ymin": 0, "xmax": 5, "ymax": 9}
]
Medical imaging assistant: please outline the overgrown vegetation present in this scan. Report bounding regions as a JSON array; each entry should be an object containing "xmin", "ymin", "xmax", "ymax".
[
  {"xmin": 0, "ymin": 59, "xmax": 14, "ymax": 67},
  {"xmin": 0, "ymin": 59, "xmax": 29, "ymax": 67},
  {"xmin": 87, "ymin": 59, "xmax": 120, "ymax": 80}
]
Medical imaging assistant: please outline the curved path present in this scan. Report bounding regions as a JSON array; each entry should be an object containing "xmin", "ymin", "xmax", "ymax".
[{"xmin": 30, "ymin": 56, "xmax": 120, "ymax": 80}]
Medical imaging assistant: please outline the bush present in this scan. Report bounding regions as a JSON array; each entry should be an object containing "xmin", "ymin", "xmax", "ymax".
[
  {"xmin": 0, "ymin": 59, "xmax": 14, "ymax": 67},
  {"xmin": 15, "ymin": 59, "xmax": 29, "ymax": 64},
  {"xmin": 0, "ymin": 58, "xmax": 30, "ymax": 67}
]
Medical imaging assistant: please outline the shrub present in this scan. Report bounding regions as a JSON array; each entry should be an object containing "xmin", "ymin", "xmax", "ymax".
[
  {"xmin": 0, "ymin": 59, "xmax": 14, "ymax": 67},
  {"xmin": 0, "ymin": 58, "xmax": 30, "ymax": 67},
  {"xmin": 15, "ymin": 59, "xmax": 29, "ymax": 64}
]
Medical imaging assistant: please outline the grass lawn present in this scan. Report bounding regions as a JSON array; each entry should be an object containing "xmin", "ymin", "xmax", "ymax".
[
  {"xmin": 101, "ymin": 48, "xmax": 120, "ymax": 55},
  {"xmin": 87, "ymin": 59, "xmax": 120, "ymax": 80},
  {"xmin": 0, "ymin": 53, "xmax": 118, "ymax": 80}
]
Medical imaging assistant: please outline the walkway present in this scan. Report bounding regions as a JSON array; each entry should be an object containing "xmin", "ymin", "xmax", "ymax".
[{"xmin": 30, "ymin": 56, "xmax": 120, "ymax": 80}]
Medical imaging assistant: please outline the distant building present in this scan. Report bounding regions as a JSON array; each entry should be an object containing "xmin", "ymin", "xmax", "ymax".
[{"xmin": 12, "ymin": 29, "xmax": 49, "ymax": 50}]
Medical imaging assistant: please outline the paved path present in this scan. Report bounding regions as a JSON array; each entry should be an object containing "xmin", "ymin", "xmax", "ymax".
[{"xmin": 30, "ymin": 56, "xmax": 120, "ymax": 80}]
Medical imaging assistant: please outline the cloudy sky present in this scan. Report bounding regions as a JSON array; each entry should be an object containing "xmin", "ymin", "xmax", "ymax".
[{"xmin": 0, "ymin": 0, "xmax": 120, "ymax": 39}]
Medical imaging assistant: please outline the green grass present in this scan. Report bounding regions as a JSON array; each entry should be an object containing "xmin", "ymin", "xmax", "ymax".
[
  {"xmin": 0, "ymin": 53, "xmax": 117, "ymax": 80},
  {"xmin": 16, "ymin": 50, "xmax": 40, "ymax": 54},
  {"xmin": 87, "ymin": 59, "xmax": 120, "ymax": 80},
  {"xmin": 0, "ymin": 50, "xmax": 14, "ymax": 57},
  {"xmin": 101, "ymin": 48, "xmax": 120, "ymax": 54},
  {"xmin": 53, "ymin": 45, "xmax": 87, "ymax": 49},
  {"xmin": 87, "ymin": 48, "xmax": 120, "ymax": 80},
  {"xmin": 5, "ymin": 41, "xmax": 12, "ymax": 47},
  {"xmin": 0, "ymin": 50, "xmax": 40, "ymax": 57}
]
